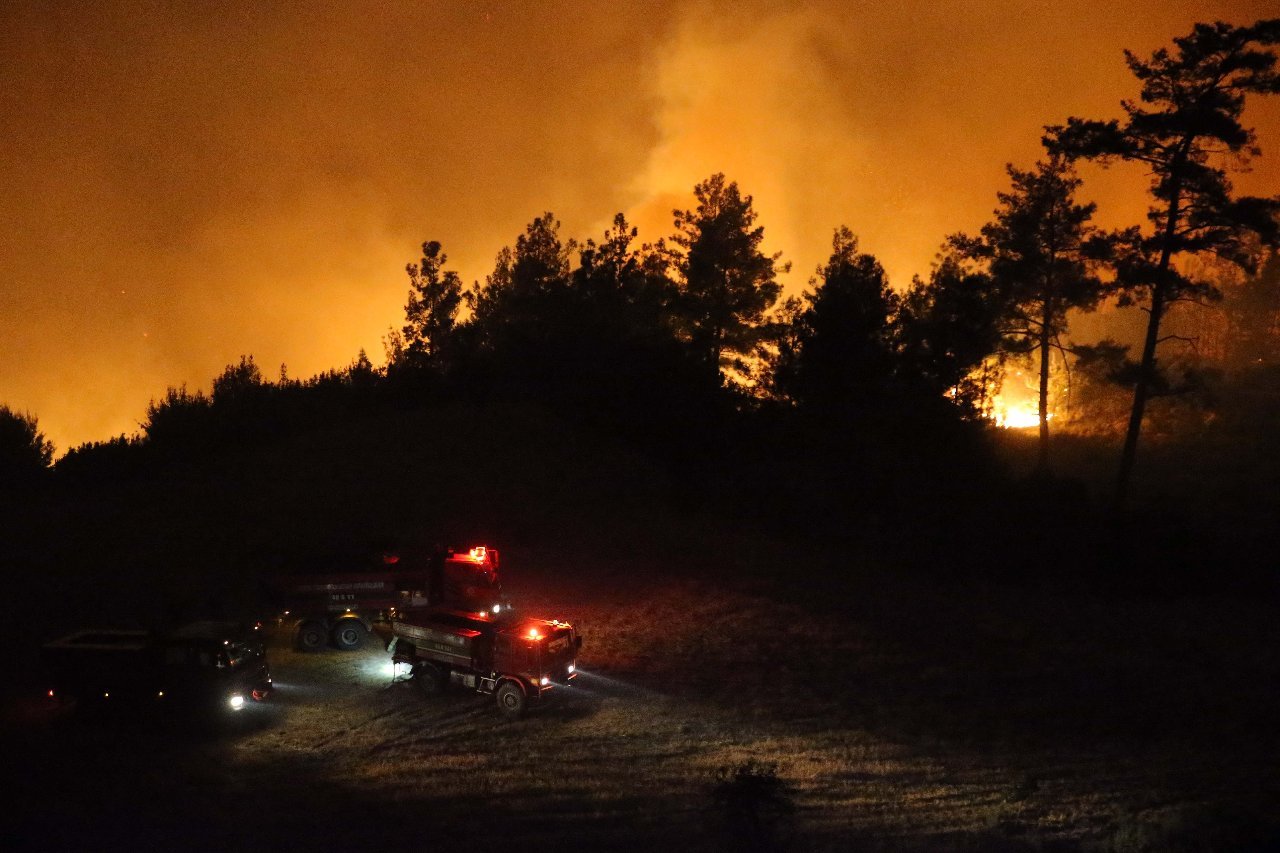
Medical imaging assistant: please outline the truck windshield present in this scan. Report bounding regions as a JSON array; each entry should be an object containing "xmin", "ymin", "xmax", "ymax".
[
  {"xmin": 544, "ymin": 628, "xmax": 573, "ymax": 655},
  {"xmin": 162, "ymin": 644, "xmax": 215, "ymax": 668},
  {"xmin": 225, "ymin": 643, "xmax": 253, "ymax": 667}
]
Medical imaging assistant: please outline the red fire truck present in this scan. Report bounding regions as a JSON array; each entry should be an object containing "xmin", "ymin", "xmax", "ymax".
[
  {"xmin": 266, "ymin": 546, "xmax": 505, "ymax": 651},
  {"xmin": 383, "ymin": 607, "xmax": 581, "ymax": 718}
]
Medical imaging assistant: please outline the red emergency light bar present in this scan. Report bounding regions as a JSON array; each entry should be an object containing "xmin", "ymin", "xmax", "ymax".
[{"xmin": 448, "ymin": 545, "xmax": 497, "ymax": 568}]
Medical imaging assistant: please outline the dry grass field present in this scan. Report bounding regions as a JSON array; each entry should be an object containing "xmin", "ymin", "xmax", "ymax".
[{"xmin": 5, "ymin": 541, "xmax": 1279, "ymax": 852}]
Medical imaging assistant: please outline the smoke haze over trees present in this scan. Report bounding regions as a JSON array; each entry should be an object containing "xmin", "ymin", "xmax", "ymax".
[
  {"xmin": 0, "ymin": 18, "xmax": 1277, "ymax": 592},
  {"xmin": 5, "ymin": 2, "xmax": 1279, "ymax": 453}
]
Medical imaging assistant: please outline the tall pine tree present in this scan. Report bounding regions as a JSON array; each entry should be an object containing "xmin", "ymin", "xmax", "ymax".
[
  {"xmin": 670, "ymin": 174, "xmax": 786, "ymax": 383},
  {"xmin": 952, "ymin": 154, "xmax": 1102, "ymax": 471},
  {"xmin": 775, "ymin": 227, "xmax": 897, "ymax": 418},
  {"xmin": 1047, "ymin": 19, "xmax": 1280, "ymax": 504},
  {"xmin": 402, "ymin": 241, "xmax": 463, "ymax": 369}
]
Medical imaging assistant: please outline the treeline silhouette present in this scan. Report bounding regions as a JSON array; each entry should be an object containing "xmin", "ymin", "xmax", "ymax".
[
  {"xmin": 3, "ymin": 19, "xmax": 1279, "ymax": 617},
  {"xmin": 54, "ymin": 175, "xmax": 1006, "ymax": 521}
]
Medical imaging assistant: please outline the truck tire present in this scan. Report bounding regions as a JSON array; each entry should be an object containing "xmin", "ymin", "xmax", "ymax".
[
  {"xmin": 296, "ymin": 621, "xmax": 328, "ymax": 652},
  {"xmin": 331, "ymin": 620, "xmax": 366, "ymax": 651},
  {"xmin": 496, "ymin": 681, "xmax": 526, "ymax": 718},
  {"xmin": 415, "ymin": 662, "xmax": 446, "ymax": 697}
]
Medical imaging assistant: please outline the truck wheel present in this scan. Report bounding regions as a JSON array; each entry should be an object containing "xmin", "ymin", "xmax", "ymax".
[
  {"xmin": 496, "ymin": 681, "xmax": 526, "ymax": 718},
  {"xmin": 331, "ymin": 621, "xmax": 366, "ymax": 651},
  {"xmin": 296, "ymin": 621, "xmax": 328, "ymax": 652},
  {"xmin": 415, "ymin": 662, "xmax": 446, "ymax": 697}
]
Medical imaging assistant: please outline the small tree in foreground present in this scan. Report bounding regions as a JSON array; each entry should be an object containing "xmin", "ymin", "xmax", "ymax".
[{"xmin": 711, "ymin": 760, "xmax": 794, "ymax": 852}]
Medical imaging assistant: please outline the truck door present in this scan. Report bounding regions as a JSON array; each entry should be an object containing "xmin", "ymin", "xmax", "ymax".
[
  {"xmin": 493, "ymin": 634, "xmax": 536, "ymax": 679},
  {"xmin": 160, "ymin": 641, "xmax": 217, "ymax": 702}
]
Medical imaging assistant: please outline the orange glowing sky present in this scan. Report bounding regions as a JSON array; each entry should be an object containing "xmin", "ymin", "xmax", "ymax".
[{"xmin": 2, "ymin": 1, "xmax": 1277, "ymax": 452}]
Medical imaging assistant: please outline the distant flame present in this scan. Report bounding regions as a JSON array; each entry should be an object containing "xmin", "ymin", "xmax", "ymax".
[
  {"xmin": 993, "ymin": 402, "xmax": 1046, "ymax": 429},
  {"xmin": 988, "ymin": 366, "xmax": 1054, "ymax": 430}
]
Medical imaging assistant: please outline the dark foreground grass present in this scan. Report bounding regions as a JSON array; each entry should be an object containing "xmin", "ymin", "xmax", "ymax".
[{"xmin": 6, "ymin": 536, "xmax": 1279, "ymax": 852}]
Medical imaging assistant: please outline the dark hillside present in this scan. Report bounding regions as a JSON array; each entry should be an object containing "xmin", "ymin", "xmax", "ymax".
[{"xmin": 13, "ymin": 399, "xmax": 683, "ymax": 639}]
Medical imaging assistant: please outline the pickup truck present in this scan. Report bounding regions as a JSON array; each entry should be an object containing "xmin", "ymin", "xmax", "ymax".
[{"xmin": 42, "ymin": 620, "xmax": 272, "ymax": 716}]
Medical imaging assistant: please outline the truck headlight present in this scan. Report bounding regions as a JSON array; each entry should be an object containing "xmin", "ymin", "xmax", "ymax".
[
  {"xmin": 567, "ymin": 663, "xmax": 575, "ymax": 674},
  {"xmin": 228, "ymin": 694, "xmax": 246, "ymax": 711},
  {"xmin": 539, "ymin": 676, "xmax": 550, "ymax": 686}
]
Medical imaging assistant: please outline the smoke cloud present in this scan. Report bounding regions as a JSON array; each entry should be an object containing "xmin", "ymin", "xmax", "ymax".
[{"xmin": 2, "ymin": 0, "xmax": 1276, "ymax": 450}]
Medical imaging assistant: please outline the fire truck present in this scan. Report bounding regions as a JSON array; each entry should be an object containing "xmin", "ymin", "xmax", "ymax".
[
  {"xmin": 266, "ymin": 546, "xmax": 504, "ymax": 652},
  {"xmin": 382, "ymin": 607, "xmax": 581, "ymax": 718}
]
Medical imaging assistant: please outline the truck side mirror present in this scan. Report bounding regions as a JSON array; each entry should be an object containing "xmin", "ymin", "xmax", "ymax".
[{"xmin": 575, "ymin": 636, "xmax": 583, "ymax": 651}]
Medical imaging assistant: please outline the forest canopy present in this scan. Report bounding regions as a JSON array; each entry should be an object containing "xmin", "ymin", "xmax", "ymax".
[{"xmin": 6, "ymin": 19, "xmax": 1279, "ymax": 532}]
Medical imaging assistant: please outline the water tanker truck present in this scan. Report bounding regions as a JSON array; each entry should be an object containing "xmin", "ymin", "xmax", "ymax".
[
  {"xmin": 381, "ymin": 607, "xmax": 581, "ymax": 718},
  {"xmin": 266, "ymin": 546, "xmax": 504, "ymax": 652}
]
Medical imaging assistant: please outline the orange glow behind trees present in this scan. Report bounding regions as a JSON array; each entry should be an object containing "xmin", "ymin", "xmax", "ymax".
[{"xmin": 2, "ymin": 2, "xmax": 1278, "ymax": 452}]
